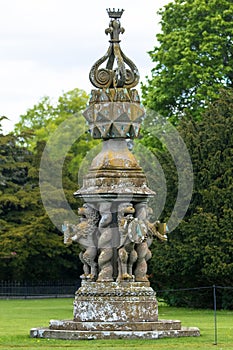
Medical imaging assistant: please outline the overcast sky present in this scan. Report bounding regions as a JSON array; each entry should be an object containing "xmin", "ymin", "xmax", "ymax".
[{"xmin": 0, "ymin": 0, "xmax": 170, "ymax": 133}]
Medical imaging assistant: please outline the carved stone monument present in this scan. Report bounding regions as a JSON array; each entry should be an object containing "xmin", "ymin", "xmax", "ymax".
[{"xmin": 30, "ymin": 9, "xmax": 200, "ymax": 340}]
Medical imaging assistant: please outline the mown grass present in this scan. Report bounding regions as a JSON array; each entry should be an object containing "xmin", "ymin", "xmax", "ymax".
[{"xmin": 0, "ymin": 298, "xmax": 232, "ymax": 349}]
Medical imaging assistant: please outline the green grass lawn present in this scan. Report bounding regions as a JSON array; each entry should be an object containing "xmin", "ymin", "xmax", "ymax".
[{"xmin": 0, "ymin": 298, "xmax": 232, "ymax": 350}]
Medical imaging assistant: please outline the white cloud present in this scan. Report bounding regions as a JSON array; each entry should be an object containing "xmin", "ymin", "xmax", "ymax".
[{"xmin": 0, "ymin": 0, "xmax": 170, "ymax": 133}]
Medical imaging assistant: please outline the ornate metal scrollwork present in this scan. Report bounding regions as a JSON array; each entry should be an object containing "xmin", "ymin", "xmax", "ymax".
[{"xmin": 89, "ymin": 9, "xmax": 140, "ymax": 89}]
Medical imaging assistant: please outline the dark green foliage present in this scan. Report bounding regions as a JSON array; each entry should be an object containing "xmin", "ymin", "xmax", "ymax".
[
  {"xmin": 0, "ymin": 129, "xmax": 82, "ymax": 281},
  {"xmin": 141, "ymin": 0, "xmax": 233, "ymax": 309},
  {"xmin": 147, "ymin": 89, "xmax": 233, "ymax": 309},
  {"xmin": 0, "ymin": 89, "xmax": 96, "ymax": 282}
]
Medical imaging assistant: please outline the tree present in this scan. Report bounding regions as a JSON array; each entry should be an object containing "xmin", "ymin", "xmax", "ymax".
[
  {"xmin": 0, "ymin": 88, "xmax": 98, "ymax": 281},
  {"xmin": 0, "ymin": 125, "xmax": 83, "ymax": 280},
  {"xmin": 142, "ymin": 0, "xmax": 233, "ymax": 122},
  {"xmin": 14, "ymin": 88, "xmax": 99, "ymax": 181},
  {"xmin": 147, "ymin": 89, "xmax": 233, "ymax": 309},
  {"xmin": 14, "ymin": 88, "xmax": 88, "ymax": 148}
]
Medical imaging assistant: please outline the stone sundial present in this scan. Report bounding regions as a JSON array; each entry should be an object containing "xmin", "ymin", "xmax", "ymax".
[{"xmin": 30, "ymin": 8, "xmax": 200, "ymax": 340}]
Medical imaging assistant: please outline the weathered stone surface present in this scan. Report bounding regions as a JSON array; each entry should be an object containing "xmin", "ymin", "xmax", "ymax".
[
  {"xmin": 74, "ymin": 139, "xmax": 155, "ymax": 200},
  {"xmin": 89, "ymin": 88, "xmax": 141, "ymax": 105},
  {"xmin": 73, "ymin": 281, "xmax": 158, "ymax": 322},
  {"xmin": 84, "ymin": 101, "xmax": 144, "ymax": 139},
  {"xmin": 49, "ymin": 319, "xmax": 182, "ymax": 332},
  {"xmin": 30, "ymin": 280, "xmax": 200, "ymax": 340},
  {"xmin": 30, "ymin": 327, "xmax": 200, "ymax": 340}
]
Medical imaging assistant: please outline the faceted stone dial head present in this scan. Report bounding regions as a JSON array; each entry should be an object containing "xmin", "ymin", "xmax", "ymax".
[{"xmin": 83, "ymin": 88, "xmax": 145, "ymax": 139}]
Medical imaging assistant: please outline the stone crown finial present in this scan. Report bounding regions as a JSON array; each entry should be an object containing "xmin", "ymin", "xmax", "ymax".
[{"xmin": 106, "ymin": 8, "xmax": 124, "ymax": 19}]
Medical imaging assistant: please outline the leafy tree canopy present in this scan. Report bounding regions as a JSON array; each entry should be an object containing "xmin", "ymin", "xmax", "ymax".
[
  {"xmin": 0, "ymin": 124, "xmax": 83, "ymax": 281},
  {"xmin": 0, "ymin": 89, "xmax": 99, "ymax": 281},
  {"xmin": 15, "ymin": 88, "xmax": 88, "ymax": 148},
  {"xmin": 143, "ymin": 0, "xmax": 233, "ymax": 122},
  {"xmin": 14, "ymin": 88, "xmax": 99, "ymax": 180}
]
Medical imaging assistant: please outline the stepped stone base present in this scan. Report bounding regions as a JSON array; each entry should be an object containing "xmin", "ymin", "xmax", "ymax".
[
  {"xmin": 30, "ymin": 281, "xmax": 200, "ymax": 340},
  {"xmin": 30, "ymin": 325, "xmax": 200, "ymax": 340}
]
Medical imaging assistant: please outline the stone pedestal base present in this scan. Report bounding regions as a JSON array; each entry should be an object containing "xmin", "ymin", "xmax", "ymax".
[
  {"xmin": 73, "ymin": 281, "xmax": 158, "ymax": 322},
  {"xmin": 30, "ymin": 281, "xmax": 200, "ymax": 340}
]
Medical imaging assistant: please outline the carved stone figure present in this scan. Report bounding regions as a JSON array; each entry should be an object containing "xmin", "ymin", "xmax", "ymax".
[
  {"xmin": 63, "ymin": 203, "xmax": 100, "ymax": 281},
  {"xmin": 117, "ymin": 202, "xmax": 136, "ymax": 281},
  {"xmin": 97, "ymin": 202, "xmax": 114, "ymax": 282},
  {"xmin": 117, "ymin": 202, "xmax": 147, "ymax": 281},
  {"xmin": 132, "ymin": 203, "xmax": 149, "ymax": 282},
  {"xmin": 134, "ymin": 203, "xmax": 167, "ymax": 282}
]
